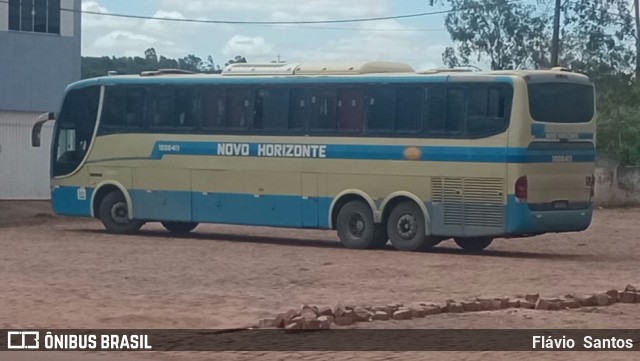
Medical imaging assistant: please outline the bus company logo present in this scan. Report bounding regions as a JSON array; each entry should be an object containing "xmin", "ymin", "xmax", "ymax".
[{"xmin": 7, "ymin": 331, "xmax": 40, "ymax": 350}]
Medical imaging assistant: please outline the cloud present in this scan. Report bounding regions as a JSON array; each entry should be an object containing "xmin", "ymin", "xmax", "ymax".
[
  {"xmin": 222, "ymin": 35, "xmax": 274, "ymax": 59},
  {"xmin": 81, "ymin": 0, "xmax": 453, "ymax": 69},
  {"xmin": 92, "ymin": 31, "xmax": 176, "ymax": 57},
  {"xmin": 159, "ymin": 0, "xmax": 389, "ymax": 20},
  {"xmin": 82, "ymin": 1, "xmax": 133, "ymax": 29},
  {"xmin": 281, "ymin": 20, "xmax": 447, "ymax": 71}
]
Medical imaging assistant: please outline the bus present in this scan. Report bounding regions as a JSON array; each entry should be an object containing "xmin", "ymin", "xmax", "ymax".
[{"xmin": 32, "ymin": 61, "xmax": 596, "ymax": 252}]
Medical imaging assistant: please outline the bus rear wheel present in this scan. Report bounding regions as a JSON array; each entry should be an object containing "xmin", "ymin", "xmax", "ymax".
[
  {"xmin": 387, "ymin": 201, "xmax": 434, "ymax": 252},
  {"xmin": 454, "ymin": 237, "xmax": 493, "ymax": 252},
  {"xmin": 161, "ymin": 221, "xmax": 199, "ymax": 234},
  {"xmin": 336, "ymin": 200, "xmax": 383, "ymax": 249},
  {"xmin": 98, "ymin": 191, "xmax": 143, "ymax": 234}
]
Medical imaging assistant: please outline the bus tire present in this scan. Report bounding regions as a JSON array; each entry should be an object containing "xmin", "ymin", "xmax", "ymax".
[
  {"xmin": 336, "ymin": 200, "xmax": 379, "ymax": 249},
  {"xmin": 387, "ymin": 201, "xmax": 433, "ymax": 252},
  {"xmin": 454, "ymin": 237, "xmax": 493, "ymax": 252},
  {"xmin": 161, "ymin": 221, "xmax": 199, "ymax": 234},
  {"xmin": 98, "ymin": 191, "xmax": 143, "ymax": 234}
]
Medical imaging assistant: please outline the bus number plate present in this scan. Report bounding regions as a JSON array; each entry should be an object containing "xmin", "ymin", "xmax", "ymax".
[{"xmin": 552, "ymin": 155, "xmax": 573, "ymax": 163}]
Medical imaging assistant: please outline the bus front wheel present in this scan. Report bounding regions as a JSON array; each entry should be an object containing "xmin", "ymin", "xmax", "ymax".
[
  {"xmin": 387, "ymin": 201, "xmax": 434, "ymax": 252},
  {"xmin": 336, "ymin": 200, "xmax": 384, "ymax": 249},
  {"xmin": 161, "ymin": 221, "xmax": 199, "ymax": 234},
  {"xmin": 98, "ymin": 191, "xmax": 144, "ymax": 234},
  {"xmin": 454, "ymin": 237, "xmax": 493, "ymax": 252}
]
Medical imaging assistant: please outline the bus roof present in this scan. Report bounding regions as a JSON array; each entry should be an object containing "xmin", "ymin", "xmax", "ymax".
[{"xmin": 66, "ymin": 62, "xmax": 592, "ymax": 91}]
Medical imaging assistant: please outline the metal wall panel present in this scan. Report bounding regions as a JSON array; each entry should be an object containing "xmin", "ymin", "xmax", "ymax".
[
  {"xmin": 0, "ymin": 0, "xmax": 81, "ymax": 112},
  {"xmin": 0, "ymin": 111, "xmax": 53, "ymax": 199}
]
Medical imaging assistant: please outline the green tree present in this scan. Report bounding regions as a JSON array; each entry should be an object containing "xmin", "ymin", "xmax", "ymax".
[
  {"xmin": 432, "ymin": 0, "xmax": 640, "ymax": 164},
  {"xmin": 225, "ymin": 55, "xmax": 248, "ymax": 67},
  {"xmin": 178, "ymin": 54, "xmax": 204, "ymax": 72},
  {"xmin": 560, "ymin": 0, "xmax": 635, "ymax": 76},
  {"xmin": 429, "ymin": 0, "xmax": 550, "ymax": 70},
  {"xmin": 144, "ymin": 48, "xmax": 158, "ymax": 64}
]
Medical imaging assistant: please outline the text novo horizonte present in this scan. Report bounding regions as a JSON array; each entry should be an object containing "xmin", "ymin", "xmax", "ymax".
[{"xmin": 217, "ymin": 143, "xmax": 327, "ymax": 158}]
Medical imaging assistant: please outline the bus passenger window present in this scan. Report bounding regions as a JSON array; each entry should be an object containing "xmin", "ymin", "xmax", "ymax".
[
  {"xmin": 309, "ymin": 89, "xmax": 337, "ymax": 131},
  {"xmin": 288, "ymin": 88, "xmax": 307, "ymax": 131},
  {"xmin": 225, "ymin": 88, "xmax": 251, "ymax": 129},
  {"xmin": 147, "ymin": 87, "xmax": 175, "ymax": 128},
  {"xmin": 125, "ymin": 88, "xmax": 145, "ymax": 128},
  {"xmin": 254, "ymin": 88, "xmax": 289, "ymax": 131},
  {"xmin": 202, "ymin": 88, "xmax": 225, "ymax": 129},
  {"xmin": 101, "ymin": 88, "xmax": 126, "ymax": 128},
  {"xmin": 466, "ymin": 87, "xmax": 508, "ymax": 136},
  {"xmin": 426, "ymin": 86, "xmax": 446, "ymax": 133},
  {"xmin": 445, "ymin": 88, "xmax": 464, "ymax": 133},
  {"xmin": 337, "ymin": 88, "xmax": 363, "ymax": 133},
  {"xmin": 395, "ymin": 87, "xmax": 424, "ymax": 133},
  {"xmin": 488, "ymin": 87, "xmax": 506, "ymax": 118},
  {"xmin": 175, "ymin": 88, "xmax": 200, "ymax": 128},
  {"xmin": 366, "ymin": 87, "xmax": 395, "ymax": 132}
]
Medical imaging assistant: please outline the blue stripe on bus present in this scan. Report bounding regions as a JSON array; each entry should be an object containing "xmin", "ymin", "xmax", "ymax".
[
  {"xmin": 150, "ymin": 141, "xmax": 596, "ymax": 163},
  {"xmin": 191, "ymin": 192, "xmax": 330, "ymax": 228},
  {"xmin": 51, "ymin": 186, "xmax": 94, "ymax": 217},
  {"xmin": 129, "ymin": 191, "xmax": 330, "ymax": 228},
  {"xmin": 505, "ymin": 196, "xmax": 592, "ymax": 234},
  {"xmin": 51, "ymin": 186, "xmax": 592, "ymax": 236}
]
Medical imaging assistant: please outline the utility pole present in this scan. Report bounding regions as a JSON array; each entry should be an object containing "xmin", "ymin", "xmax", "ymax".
[
  {"xmin": 635, "ymin": 0, "xmax": 640, "ymax": 81},
  {"xmin": 551, "ymin": 0, "xmax": 561, "ymax": 67}
]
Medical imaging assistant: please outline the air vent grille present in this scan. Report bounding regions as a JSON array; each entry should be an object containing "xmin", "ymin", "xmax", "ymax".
[{"xmin": 432, "ymin": 177, "xmax": 504, "ymax": 227}]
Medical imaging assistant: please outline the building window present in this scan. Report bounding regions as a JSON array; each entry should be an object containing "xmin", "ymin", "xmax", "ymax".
[{"xmin": 8, "ymin": 0, "xmax": 61, "ymax": 34}]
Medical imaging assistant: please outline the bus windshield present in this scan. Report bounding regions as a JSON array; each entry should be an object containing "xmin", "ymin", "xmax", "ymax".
[
  {"xmin": 52, "ymin": 86, "xmax": 100, "ymax": 177},
  {"xmin": 528, "ymin": 82, "xmax": 594, "ymax": 123}
]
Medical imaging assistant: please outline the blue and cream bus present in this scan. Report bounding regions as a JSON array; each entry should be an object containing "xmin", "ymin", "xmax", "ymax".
[{"xmin": 33, "ymin": 62, "xmax": 596, "ymax": 252}]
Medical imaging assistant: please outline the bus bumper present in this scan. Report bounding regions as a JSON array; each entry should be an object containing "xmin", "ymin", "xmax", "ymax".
[{"xmin": 506, "ymin": 196, "xmax": 593, "ymax": 235}]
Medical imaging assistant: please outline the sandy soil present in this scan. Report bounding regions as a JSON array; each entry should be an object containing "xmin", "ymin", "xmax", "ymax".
[{"xmin": 0, "ymin": 201, "xmax": 639, "ymax": 361}]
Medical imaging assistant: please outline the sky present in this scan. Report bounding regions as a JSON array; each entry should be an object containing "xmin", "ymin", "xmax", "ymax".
[{"xmin": 81, "ymin": 0, "xmax": 455, "ymax": 72}]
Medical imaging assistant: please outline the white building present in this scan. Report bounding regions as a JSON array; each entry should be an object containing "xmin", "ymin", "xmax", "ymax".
[{"xmin": 0, "ymin": 0, "xmax": 81, "ymax": 199}]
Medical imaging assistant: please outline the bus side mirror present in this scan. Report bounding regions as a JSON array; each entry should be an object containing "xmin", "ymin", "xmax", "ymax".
[{"xmin": 32, "ymin": 112, "xmax": 55, "ymax": 147}]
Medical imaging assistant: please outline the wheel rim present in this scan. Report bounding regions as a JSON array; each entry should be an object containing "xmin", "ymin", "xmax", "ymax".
[
  {"xmin": 110, "ymin": 201, "xmax": 130, "ymax": 225},
  {"xmin": 396, "ymin": 213, "xmax": 418, "ymax": 240},
  {"xmin": 347, "ymin": 213, "xmax": 366, "ymax": 238}
]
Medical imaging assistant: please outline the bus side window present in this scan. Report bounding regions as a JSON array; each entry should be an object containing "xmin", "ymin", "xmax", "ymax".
[
  {"xmin": 254, "ymin": 88, "xmax": 290, "ymax": 131},
  {"xmin": 101, "ymin": 87, "xmax": 126, "ymax": 129},
  {"xmin": 309, "ymin": 88, "xmax": 337, "ymax": 132},
  {"xmin": 337, "ymin": 88, "xmax": 363, "ymax": 133},
  {"xmin": 395, "ymin": 87, "xmax": 424, "ymax": 133},
  {"xmin": 366, "ymin": 87, "xmax": 395, "ymax": 133},
  {"xmin": 202, "ymin": 87, "xmax": 225, "ymax": 129},
  {"xmin": 175, "ymin": 88, "xmax": 200, "ymax": 128},
  {"xmin": 225, "ymin": 88, "xmax": 251, "ymax": 130},
  {"xmin": 445, "ymin": 87, "xmax": 465, "ymax": 134},
  {"xmin": 426, "ymin": 86, "xmax": 446, "ymax": 133},
  {"xmin": 289, "ymin": 88, "xmax": 307, "ymax": 131},
  {"xmin": 125, "ymin": 88, "xmax": 145, "ymax": 129},
  {"xmin": 146, "ymin": 87, "xmax": 175, "ymax": 128},
  {"xmin": 466, "ymin": 86, "xmax": 508, "ymax": 136}
]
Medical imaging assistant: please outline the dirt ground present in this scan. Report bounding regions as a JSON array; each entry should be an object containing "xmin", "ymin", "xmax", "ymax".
[{"xmin": 0, "ymin": 200, "xmax": 639, "ymax": 361}]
